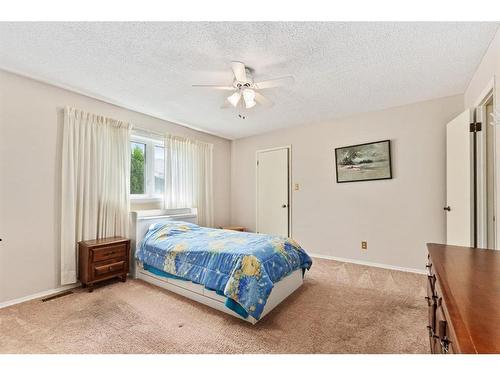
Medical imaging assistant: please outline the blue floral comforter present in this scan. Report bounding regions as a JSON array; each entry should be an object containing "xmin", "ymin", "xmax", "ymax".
[{"xmin": 136, "ymin": 221, "xmax": 312, "ymax": 320}]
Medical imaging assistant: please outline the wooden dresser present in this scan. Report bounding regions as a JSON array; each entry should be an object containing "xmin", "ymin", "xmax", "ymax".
[
  {"xmin": 426, "ymin": 243, "xmax": 500, "ymax": 353},
  {"xmin": 78, "ymin": 237, "xmax": 130, "ymax": 292}
]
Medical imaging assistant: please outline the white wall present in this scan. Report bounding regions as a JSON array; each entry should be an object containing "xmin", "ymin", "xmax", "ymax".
[
  {"xmin": 0, "ymin": 70, "xmax": 231, "ymax": 303},
  {"xmin": 231, "ymin": 95, "xmax": 464, "ymax": 271}
]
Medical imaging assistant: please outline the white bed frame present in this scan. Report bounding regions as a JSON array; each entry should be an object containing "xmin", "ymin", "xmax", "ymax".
[{"xmin": 129, "ymin": 209, "xmax": 304, "ymax": 324}]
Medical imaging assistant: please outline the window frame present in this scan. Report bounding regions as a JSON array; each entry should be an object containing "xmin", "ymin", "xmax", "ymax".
[{"xmin": 130, "ymin": 133, "xmax": 165, "ymax": 202}]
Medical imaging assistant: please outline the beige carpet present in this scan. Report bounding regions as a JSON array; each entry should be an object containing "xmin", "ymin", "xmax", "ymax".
[{"xmin": 0, "ymin": 258, "xmax": 429, "ymax": 354}]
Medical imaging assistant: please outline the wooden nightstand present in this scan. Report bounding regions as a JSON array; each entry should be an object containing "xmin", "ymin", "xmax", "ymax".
[{"xmin": 78, "ymin": 237, "xmax": 130, "ymax": 292}]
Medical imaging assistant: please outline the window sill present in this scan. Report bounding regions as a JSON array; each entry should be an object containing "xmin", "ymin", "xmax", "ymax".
[{"xmin": 130, "ymin": 197, "xmax": 163, "ymax": 204}]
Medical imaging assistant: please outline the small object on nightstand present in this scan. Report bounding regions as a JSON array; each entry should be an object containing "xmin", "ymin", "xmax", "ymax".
[
  {"xmin": 78, "ymin": 237, "xmax": 130, "ymax": 292},
  {"xmin": 219, "ymin": 226, "xmax": 246, "ymax": 232}
]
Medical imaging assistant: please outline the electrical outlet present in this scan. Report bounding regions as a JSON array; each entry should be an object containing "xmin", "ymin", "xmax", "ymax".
[
  {"xmin": 361, "ymin": 241, "xmax": 367, "ymax": 250},
  {"xmin": 294, "ymin": 183, "xmax": 300, "ymax": 191}
]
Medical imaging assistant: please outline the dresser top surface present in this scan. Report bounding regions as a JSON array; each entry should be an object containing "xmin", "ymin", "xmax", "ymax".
[{"xmin": 427, "ymin": 243, "xmax": 500, "ymax": 353}]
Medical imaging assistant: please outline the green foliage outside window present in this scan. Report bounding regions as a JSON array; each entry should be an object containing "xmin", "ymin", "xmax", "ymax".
[{"xmin": 131, "ymin": 147, "xmax": 145, "ymax": 194}]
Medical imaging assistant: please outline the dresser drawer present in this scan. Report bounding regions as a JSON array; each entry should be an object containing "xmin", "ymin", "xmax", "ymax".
[
  {"xmin": 93, "ymin": 260, "xmax": 126, "ymax": 279},
  {"xmin": 426, "ymin": 293, "xmax": 437, "ymax": 336},
  {"xmin": 426, "ymin": 255, "xmax": 433, "ymax": 276},
  {"xmin": 426, "ymin": 274, "xmax": 436, "ymax": 299},
  {"xmin": 92, "ymin": 245, "xmax": 126, "ymax": 262},
  {"xmin": 434, "ymin": 301, "xmax": 455, "ymax": 354}
]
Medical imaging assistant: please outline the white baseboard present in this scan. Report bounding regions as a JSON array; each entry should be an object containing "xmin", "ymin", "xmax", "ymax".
[
  {"xmin": 0, "ymin": 283, "xmax": 80, "ymax": 309},
  {"xmin": 309, "ymin": 253, "xmax": 427, "ymax": 275}
]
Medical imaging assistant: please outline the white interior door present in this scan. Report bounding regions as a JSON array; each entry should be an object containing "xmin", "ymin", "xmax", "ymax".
[
  {"xmin": 446, "ymin": 109, "xmax": 472, "ymax": 247},
  {"xmin": 256, "ymin": 147, "xmax": 290, "ymax": 237}
]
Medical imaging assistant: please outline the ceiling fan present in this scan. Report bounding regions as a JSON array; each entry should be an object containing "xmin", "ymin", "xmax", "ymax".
[{"xmin": 193, "ymin": 61, "xmax": 293, "ymax": 109}]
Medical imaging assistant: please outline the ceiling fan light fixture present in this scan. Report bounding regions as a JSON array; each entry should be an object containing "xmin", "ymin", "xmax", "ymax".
[
  {"xmin": 243, "ymin": 88, "xmax": 256, "ymax": 109},
  {"xmin": 245, "ymin": 100, "xmax": 256, "ymax": 109},
  {"xmin": 227, "ymin": 91, "xmax": 241, "ymax": 107},
  {"xmin": 194, "ymin": 61, "xmax": 289, "ymax": 111}
]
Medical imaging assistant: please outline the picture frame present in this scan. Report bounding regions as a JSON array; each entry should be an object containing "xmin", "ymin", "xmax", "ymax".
[{"xmin": 335, "ymin": 140, "xmax": 392, "ymax": 183}]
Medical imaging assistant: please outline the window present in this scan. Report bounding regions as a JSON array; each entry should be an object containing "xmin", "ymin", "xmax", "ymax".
[{"xmin": 130, "ymin": 133, "xmax": 164, "ymax": 200}]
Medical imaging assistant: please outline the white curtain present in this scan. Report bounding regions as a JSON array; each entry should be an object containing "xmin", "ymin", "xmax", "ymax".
[
  {"xmin": 164, "ymin": 135, "xmax": 214, "ymax": 227},
  {"xmin": 60, "ymin": 107, "xmax": 131, "ymax": 285}
]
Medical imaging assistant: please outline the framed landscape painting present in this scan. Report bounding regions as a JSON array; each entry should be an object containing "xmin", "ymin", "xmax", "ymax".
[{"xmin": 335, "ymin": 140, "xmax": 392, "ymax": 183}]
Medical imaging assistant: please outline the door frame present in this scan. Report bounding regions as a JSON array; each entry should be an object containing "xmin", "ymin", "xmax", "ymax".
[
  {"xmin": 475, "ymin": 86, "xmax": 496, "ymax": 249},
  {"xmin": 255, "ymin": 145, "xmax": 292, "ymax": 237}
]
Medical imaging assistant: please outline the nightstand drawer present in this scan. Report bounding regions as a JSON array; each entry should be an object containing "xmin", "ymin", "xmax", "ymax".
[
  {"xmin": 93, "ymin": 260, "xmax": 126, "ymax": 278},
  {"xmin": 92, "ymin": 245, "xmax": 126, "ymax": 262}
]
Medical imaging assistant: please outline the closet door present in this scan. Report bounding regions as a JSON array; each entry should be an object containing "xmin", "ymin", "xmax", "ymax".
[{"xmin": 445, "ymin": 110, "xmax": 472, "ymax": 247}]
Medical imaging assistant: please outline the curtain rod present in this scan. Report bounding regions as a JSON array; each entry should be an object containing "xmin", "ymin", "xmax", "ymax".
[
  {"xmin": 132, "ymin": 126, "xmax": 165, "ymax": 138},
  {"xmin": 132, "ymin": 126, "xmax": 214, "ymax": 147}
]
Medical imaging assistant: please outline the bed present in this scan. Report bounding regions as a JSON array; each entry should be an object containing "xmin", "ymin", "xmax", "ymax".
[{"xmin": 129, "ymin": 209, "xmax": 312, "ymax": 324}]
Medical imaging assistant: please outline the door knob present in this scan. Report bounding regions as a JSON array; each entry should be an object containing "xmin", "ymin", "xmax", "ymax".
[
  {"xmin": 443, "ymin": 206, "xmax": 451, "ymax": 211},
  {"xmin": 282, "ymin": 204, "xmax": 288, "ymax": 208}
]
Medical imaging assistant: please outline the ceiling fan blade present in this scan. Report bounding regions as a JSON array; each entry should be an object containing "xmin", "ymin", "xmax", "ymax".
[
  {"xmin": 231, "ymin": 61, "xmax": 247, "ymax": 82},
  {"xmin": 254, "ymin": 92, "xmax": 274, "ymax": 107},
  {"xmin": 253, "ymin": 76, "xmax": 294, "ymax": 89},
  {"xmin": 192, "ymin": 84, "xmax": 235, "ymax": 90}
]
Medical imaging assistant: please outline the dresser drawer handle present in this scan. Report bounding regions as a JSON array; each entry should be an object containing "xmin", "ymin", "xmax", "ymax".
[
  {"xmin": 425, "ymin": 296, "xmax": 437, "ymax": 306},
  {"xmin": 439, "ymin": 338, "xmax": 450, "ymax": 353},
  {"xmin": 426, "ymin": 325, "xmax": 433, "ymax": 335}
]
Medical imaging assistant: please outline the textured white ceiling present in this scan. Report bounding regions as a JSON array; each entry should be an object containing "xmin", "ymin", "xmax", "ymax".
[{"xmin": 0, "ymin": 22, "xmax": 498, "ymax": 139}]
